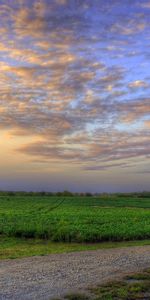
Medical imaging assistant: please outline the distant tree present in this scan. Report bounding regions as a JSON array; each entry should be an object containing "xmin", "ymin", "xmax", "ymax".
[
  {"xmin": 85, "ymin": 192, "xmax": 92, "ymax": 197},
  {"xmin": 55, "ymin": 190, "xmax": 73, "ymax": 196},
  {"xmin": 101, "ymin": 193, "xmax": 109, "ymax": 199},
  {"xmin": 48, "ymin": 192, "xmax": 54, "ymax": 196},
  {"xmin": 79, "ymin": 193, "xmax": 85, "ymax": 197},
  {"xmin": 62, "ymin": 190, "xmax": 73, "ymax": 196},
  {"xmin": 56, "ymin": 192, "xmax": 62, "ymax": 196},
  {"xmin": 7, "ymin": 191, "xmax": 15, "ymax": 196},
  {"xmin": 39, "ymin": 191, "xmax": 46, "ymax": 196}
]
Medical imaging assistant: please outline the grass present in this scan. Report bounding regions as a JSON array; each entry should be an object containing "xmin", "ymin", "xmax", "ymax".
[
  {"xmin": 62, "ymin": 269, "xmax": 150, "ymax": 300},
  {"xmin": 65, "ymin": 295, "xmax": 89, "ymax": 300},
  {"xmin": 1, "ymin": 236, "xmax": 150, "ymax": 259},
  {"xmin": 0, "ymin": 194, "xmax": 150, "ymax": 242}
]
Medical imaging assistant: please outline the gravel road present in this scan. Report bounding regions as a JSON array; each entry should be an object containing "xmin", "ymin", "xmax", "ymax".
[{"xmin": 0, "ymin": 245, "xmax": 150, "ymax": 300}]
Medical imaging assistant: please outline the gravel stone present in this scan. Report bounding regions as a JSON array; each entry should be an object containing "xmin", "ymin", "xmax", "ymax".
[{"xmin": 0, "ymin": 245, "xmax": 150, "ymax": 299}]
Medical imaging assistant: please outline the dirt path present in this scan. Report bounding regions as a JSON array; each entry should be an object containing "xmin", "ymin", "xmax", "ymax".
[{"xmin": 0, "ymin": 245, "xmax": 150, "ymax": 300}]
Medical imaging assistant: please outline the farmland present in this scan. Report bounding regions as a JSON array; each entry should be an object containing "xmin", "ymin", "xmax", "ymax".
[{"xmin": 0, "ymin": 192, "xmax": 150, "ymax": 243}]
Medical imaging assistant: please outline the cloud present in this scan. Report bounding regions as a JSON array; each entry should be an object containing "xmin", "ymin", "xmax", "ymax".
[
  {"xmin": 111, "ymin": 22, "xmax": 146, "ymax": 36},
  {"xmin": 83, "ymin": 162, "xmax": 129, "ymax": 171},
  {"xmin": 144, "ymin": 120, "xmax": 150, "ymax": 128},
  {"xmin": 128, "ymin": 80, "xmax": 149, "ymax": 89},
  {"xmin": 140, "ymin": 2, "xmax": 150, "ymax": 9},
  {"xmin": 0, "ymin": 0, "xmax": 150, "ymax": 172}
]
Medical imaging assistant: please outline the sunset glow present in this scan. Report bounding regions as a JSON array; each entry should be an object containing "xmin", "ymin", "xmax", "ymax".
[{"xmin": 0, "ymin": 0, "xmax": 150, "ymax": 192}]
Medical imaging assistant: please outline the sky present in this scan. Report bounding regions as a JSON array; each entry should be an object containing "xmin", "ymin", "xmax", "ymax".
[{"xmin": 0, "ymin": 0, "xmax": 150, "ymax": 192}]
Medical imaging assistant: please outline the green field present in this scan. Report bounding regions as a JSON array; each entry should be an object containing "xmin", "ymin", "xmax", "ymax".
[{"xmin": 0, "ymin": 193, "xmax": 150, "ymax": 243}]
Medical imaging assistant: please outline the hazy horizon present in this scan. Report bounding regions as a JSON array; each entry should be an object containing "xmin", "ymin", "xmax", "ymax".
[{"xmin": 0, "ymin": 0, "xmax": 150, "ymax": 192}]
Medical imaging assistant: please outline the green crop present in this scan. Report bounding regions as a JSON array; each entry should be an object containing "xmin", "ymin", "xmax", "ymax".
[{"xmin": 0, "ymin": 194, "xmax": 150, "ymax": 242}]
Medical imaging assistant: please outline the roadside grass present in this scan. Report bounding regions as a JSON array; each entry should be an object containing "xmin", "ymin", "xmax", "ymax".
[
  {"xmin": 62, "ymin": 269, "xmax": 150, "ymax": 300},
  {"xmin": 65, "ymin": 295, "xmax": 89, "ymax": 300},
  {"xmin": 0, "ymin": 236, "xmax": 150, "ymax": 259}
]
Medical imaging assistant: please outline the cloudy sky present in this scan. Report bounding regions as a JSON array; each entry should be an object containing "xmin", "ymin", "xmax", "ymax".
[{"xmin": 0, "ymin": 0, "xmax": 150, "ymax": 192}]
